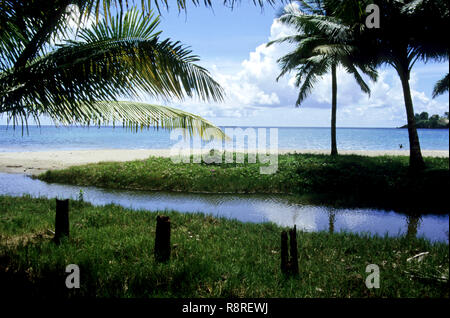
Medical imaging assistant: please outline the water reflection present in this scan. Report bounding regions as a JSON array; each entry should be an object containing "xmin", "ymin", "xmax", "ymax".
[
  {"xmin": 329, "ymin": 210, "xmax": 336, "ymax": 234},
  {"xmin": 0, "ymin": 173, "xmax": 448, "ymax": 242},
  {"xmin": 406, "ymin": 215, "xmax": 422, "ymax": 239}
]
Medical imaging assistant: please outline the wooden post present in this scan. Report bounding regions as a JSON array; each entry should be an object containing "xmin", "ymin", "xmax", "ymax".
[
  {"xmin": 54, "ymin": 199, "xmax": 69, "ymax": 243},
  {"xmin": 154, "ymin": 215, "xmax": 171, "ymax": 262},
  {"xmin": 281, "ymin": 231, "xmax": 288, "ymax": 274},
  {"xmin": 280, "ymin": 226, "xmax": 299, "ymax": 276},
  {"xmin": 289, "ymin": 225, "xmax": 299, "ymax": 275}
]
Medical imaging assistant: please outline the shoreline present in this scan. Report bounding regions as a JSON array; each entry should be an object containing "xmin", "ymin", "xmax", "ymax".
[{"xmin": 0, "ymin": 148, "xmax": 448, "ymax": 175}]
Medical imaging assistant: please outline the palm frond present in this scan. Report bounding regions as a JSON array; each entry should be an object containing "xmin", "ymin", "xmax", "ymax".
[
  {"xmin": 432, "ymin": 73, "xmax": 449, "ymax": 98},
  {"xmin": 75, "ymin": 9, "xmax": 224, "ymax": 102},
  {"xmin": 279, "ymin": 8, "xmax": 350, "ymax": 43},
  {"xmin": 295, "ymin": 57, "xmax": 330, "ymax": 106},
  {"xmin": 295, "ymin": 0, "xmax": 326, "ymax": 15},
  {"xmin": 30, "ymin": 100, "xmax": 226, "ymax": 139},
  {"xmin": 275, "ymin": 36, "xmax": 328, "ymax": 79},
  {"xmin": 1, "ymin": 8, "xmax": 225, "ymax": 135},
  {"xmin": 76, "ymin": 0, "xmax": 288, "ymax": 23},
  {"xmin": 267, "ymin": 34, "xmax": 310, "ymax": 47},
  {"xmin": 342, "ymin": 61, "xmax": 371, "ymax": 95},
  {"xmin": 312, "ymin": 43, "xmax": 353, "ymax": 56},
  {"xmin": 401, "ymin": 0, "xmax": 425, "ymax": 13}
]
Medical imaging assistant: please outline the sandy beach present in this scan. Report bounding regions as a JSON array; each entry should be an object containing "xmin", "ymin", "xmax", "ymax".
[{"xmin": 0, "ymin": 148, "xmax": 448, "ymax": 175}]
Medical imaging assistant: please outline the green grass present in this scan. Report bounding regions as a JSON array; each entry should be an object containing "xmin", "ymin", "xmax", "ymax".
[
  {"xmin": 37, "ymin": 153, "xmax": 450, "ymax": 213},
  {"xmin": 1, "ymin": 195, "xmax": 448, "ymax": 298}
]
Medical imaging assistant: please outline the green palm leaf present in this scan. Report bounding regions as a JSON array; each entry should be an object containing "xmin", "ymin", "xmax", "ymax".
[
  {"xmin": 432, "ymin": 73, "xmax": 449, "ymax": 98},
  {"xmin": 33, "ymin": 101, "xmax": 226, "ymax": 139},
  {"xmin": 295, "ymin": 58, "xmax": 330, "ymax": 105},
  {"xmin": 1, "ymin": 7, "xmax": 225, "ymax": 138}
]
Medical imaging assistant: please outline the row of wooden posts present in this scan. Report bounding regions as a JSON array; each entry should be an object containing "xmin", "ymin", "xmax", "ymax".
[{"xmin": 53, "ymin": 199, "xmax": 299, "ymax": 275}]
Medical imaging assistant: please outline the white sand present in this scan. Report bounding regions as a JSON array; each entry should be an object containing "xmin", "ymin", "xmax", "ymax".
[{"xmin": 0, "ymin": 148, "xmax": 448, "ymax": 175}]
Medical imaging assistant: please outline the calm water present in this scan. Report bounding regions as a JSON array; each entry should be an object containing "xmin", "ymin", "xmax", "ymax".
[
  {"xmin": 1, "ymin": 126, "xmax": 448, "ymax": 242},
  {"xmin": 1, "ymin": 125, "xmax": 448, "ymax": 152},
  {"xmin": 0, "ymin": 173, "xmax": 448, "ymax": 242}
]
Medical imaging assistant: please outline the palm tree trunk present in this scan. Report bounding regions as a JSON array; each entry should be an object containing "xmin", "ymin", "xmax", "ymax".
[
  {"xmin": 397, "ymin": 67, "xmax": 425, "ymax": 171},
  {"xmin": 331, "ymin": 63, "xmax": 338, "ymax": 156}
]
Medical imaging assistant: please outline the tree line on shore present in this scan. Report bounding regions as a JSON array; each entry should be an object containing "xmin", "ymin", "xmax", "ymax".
[{"xmin": 400, "ymin": 112, "xmax": 449, "ymax": 129}]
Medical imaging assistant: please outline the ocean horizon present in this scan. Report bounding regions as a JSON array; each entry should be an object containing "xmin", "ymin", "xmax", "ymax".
[{"xmin": 1, "ymin": 125, "xmax": 448, "ymax": 152}]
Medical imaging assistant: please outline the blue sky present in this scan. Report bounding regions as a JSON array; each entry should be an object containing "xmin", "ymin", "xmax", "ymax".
[
  {"xmin": 144, "ymin": 1, "xmax": 448, "ymax": 128},
  {"xmin": 1, "ymin": 2, "xmax": 448, "ymax": 128},
  {"xmin": 158, "ymin": 2, "xmax": 280, "ymax": 65}
]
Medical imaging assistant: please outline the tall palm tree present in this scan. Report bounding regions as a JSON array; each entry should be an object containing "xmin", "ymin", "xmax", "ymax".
[
  {"xmin": 0, "ymin": 1, "xmax": 225, "ymax": 138},
  {"xmin": 269, "ymin": 1, "xmax": 377, "ymax": 155},
  {"xmin": 324, "ymin": 0, "xmax": 449, "ymax": 170}
]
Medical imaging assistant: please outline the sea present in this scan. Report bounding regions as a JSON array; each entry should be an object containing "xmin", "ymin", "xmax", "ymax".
[{"xmin": 0, "ymin": 125, "xmax": 448, "ymax": 152}]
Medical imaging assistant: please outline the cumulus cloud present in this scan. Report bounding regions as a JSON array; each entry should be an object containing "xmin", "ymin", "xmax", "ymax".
[
  {"xmin": 49, "ymin": 5, "xmax": 97, "ymax": 46},
  {"xmin": 157, "ymin": 16, "xmax": 299, "ymax": 118},
  {"xmin": 145, "ymin": 10, "xmax": 448, "ymax": 128},
  {"xmin": 200, "ymin": 19, "xmax": 300, "ymax": 110}
]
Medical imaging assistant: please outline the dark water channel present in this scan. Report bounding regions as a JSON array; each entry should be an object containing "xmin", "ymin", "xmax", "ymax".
[{"xmin": 0, "ymin": 173, "xmax": 448, "ymax": 242}]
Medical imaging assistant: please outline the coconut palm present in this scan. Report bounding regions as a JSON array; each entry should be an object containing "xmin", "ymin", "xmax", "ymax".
[
  {"xmin": 323, "ymin": 0, "xmax": 449, "ymax": 170},
  {"xmin": 269, "ymin": 1, "xmax": 377, "ymax": 155},
  {"xmin": 0, "ymin": 1, "xmax": 226, "ymax": 138}
]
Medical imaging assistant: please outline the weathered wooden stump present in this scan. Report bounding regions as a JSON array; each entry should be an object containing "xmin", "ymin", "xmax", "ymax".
[
  {"xmin": 281, "ymin": 231, "xmax": 289, "ymax": 274},
  {"xmin": 280, "ymin": 225, "xmax": 299, "ymax": 276},
  {"xmin": 154, "ymin": 215, "xmax": 171, "ymax": 262},
  {"xmin": 54, "ymin": 198, "xmax": 69, "ymax": 244},
  {"xmin": 289, "ymin": 225, "xmax": 299, "ymax": 275}
]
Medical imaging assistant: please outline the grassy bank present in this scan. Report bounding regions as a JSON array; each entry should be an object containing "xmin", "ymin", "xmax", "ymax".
[
  {"xmin": 38, "ymin": 153, "xmax": 450, "ymax": 213},
  {"xmin": 0, "ymin": 195, "xmax": 448, "ymax": 298}
]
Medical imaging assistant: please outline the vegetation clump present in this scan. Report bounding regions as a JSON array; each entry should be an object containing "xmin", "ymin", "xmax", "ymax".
[
  {"xmin": 37, "ymin": 154, "xmax": 450, "ymax": 214},
  {"xmin": 400, "ymin": 112, "xmax": 449, "ymax": 129}
]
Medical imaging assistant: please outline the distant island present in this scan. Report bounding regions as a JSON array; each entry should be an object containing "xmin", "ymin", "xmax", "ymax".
[{"xmin": 399, "ymin": 112, "xmax": 449, "ymax": 129}]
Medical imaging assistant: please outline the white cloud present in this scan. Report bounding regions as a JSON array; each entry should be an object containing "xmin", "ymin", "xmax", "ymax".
[
  {"xmin": 50, "ymin": 5, "xmax": 97, "ymax": 46},
  {"xmin": 157, "ymin": 15, "xmax": 299, "ymax": 119},
  {"xmin": 66, "ymin": 5, "xmax": 96, "ymax": 29},
  {"xmin": 145, "ymin": 11, "xmax": 448, "ymax": 128}
]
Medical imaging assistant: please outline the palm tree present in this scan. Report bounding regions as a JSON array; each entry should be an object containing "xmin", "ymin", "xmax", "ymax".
[
  {"xmin": 324, "ymin": 0, "xmax": 449, "ymax": 170},
  {"xmin": 269, "ymin": 1, "xmax": 377, "ymax": 155},
  {"xmin": 0, "ymin": 1, "xmax": 226, "ymax": 138}
]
